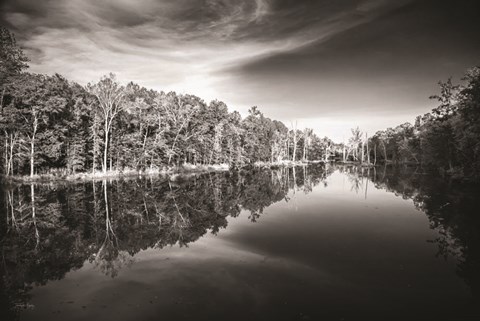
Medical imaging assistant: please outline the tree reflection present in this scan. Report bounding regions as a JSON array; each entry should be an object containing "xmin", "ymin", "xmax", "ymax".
[
  {"xmin": 89, "ymin": 180, "xmax": 130, "ymax": 278},
  {"xmin": 342, "ymin": 164, "xmax": 480, "ymax": 302},
  {"xmin": 2, "ymin": 164, "xmax": 479, "ymax": 317},
  {"xmin": 0, "ymin": 165, "xmax": 328, "ymax": 318}
]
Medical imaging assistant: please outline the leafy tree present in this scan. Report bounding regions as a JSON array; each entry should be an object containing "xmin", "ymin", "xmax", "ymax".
[
  {"xmin": 9, "ymin": 73, "xmax": 68, "ymax": 176},
  {"xmin": 455, "ymin": 67, "xmax": 480, "ymax": 179},
  {"xmin": 1, "ymin": 27, "xmax": 29, "ymax": 175},
  {"xmin": 0, "ymin": 27, "xmax": 29, "ymax": 101}
]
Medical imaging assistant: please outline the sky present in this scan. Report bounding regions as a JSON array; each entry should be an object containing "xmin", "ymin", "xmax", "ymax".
[{"xmin": 1, "ymin": 0, "xmax": 479, "ymax": 142}]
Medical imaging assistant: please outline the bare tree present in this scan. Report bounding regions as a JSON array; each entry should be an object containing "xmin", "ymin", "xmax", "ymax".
[
  {"xmin": 87, "ymin": 74, "xmax": 126, "ymax": 173},
  {"xmin": 366, "ymin": 132, "xmax": 370, "ymax": 165},
  {"xmin": 161, "ymin": 95, "xmax": 198, "ymax": 165},
  {"xmin": 3, "ymin": 130, "xmax": 17, "ymax": 175},
  {"xmin": 349, "ymin": 127, "xmax": 363, "ymax": 162},
  {"xmin": 302, "ymin": 128, "xmax": 313, "ymax": 162},
  {"xmin": 291, "ymin": 121, "xmax": 298, "ymax": 162},
  {"xmin": 27, "ymin": 110, "xmax": 38, "ymax": 177}
]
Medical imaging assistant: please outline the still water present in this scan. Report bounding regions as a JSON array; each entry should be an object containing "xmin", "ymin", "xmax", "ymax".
[{"xmin": 1, "ymin": 165, "xmax": 479, "ymax": 320}]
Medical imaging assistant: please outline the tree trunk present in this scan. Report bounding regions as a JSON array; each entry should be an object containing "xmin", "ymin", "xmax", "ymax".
[
  {"xmin": 4, "ymin": 133, "xmax": 8, "ymax": 175},
  {"xmin": 286, "ymin": 140, "xmax": 289, "ymax": 161},
  {"xmin": 290, "ymin": 122, "xmax": 298, "ymax": 162},
  {"xmin": 303, "ymin": 140, "xmax": 306, "ymax": 162},
  {"xmin": 142, "ymin": 127, "xmax": 148, "ymax": 167},
  {"xmin": 8, "ymin": 133, "xmax": 15, "ymax": 176},
  {"xmin": 30, "ymin": 141, "xmax": 34, "ymax": 177},
  {"xmin": 92, "ymin": 120, "xmax": 97, "ymax": 174},
  {"xmin": 168, "ymin": 116, "xmax": 190, "ymax": 165},
  {"xmin": 366, "ymin": 133, "xmax": 370, "ymax": 165},
  {"xmin": 109, "ymin": 129, "xmax": 113, "ymax": 171},
  {"xmin": 103, "ymin": 119, "xmax": 109, "ymax": 173},
  {"xmin": 292, "ymin": 132, "xmax": 297, "ymax": 162},
  {"xmin": 382, "ymin": 142, "xmax": 388, "ymax": 163},
  {"xmin": 361, "ymin": 140, "xmax": 364, "ymax": 164},
  {"xmin": 0, "ymin": 87, "xmax": 5, "ymax": 109},
  {"xmin": 271, "ymin": 143, "xmax": 274, "ymax": 163},
  {"xmin": 31, "ymin": 183, "xmax": 35, "ymax": 219},
  {"xmin": 30, "ymin": 116, "xmax": 38, "ymax": 178}
]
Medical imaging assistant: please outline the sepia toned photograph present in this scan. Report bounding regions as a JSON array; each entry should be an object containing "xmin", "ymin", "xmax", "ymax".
[{"xmin": 1, "ymin": 1, "xmax": 480, "ymax": 320}]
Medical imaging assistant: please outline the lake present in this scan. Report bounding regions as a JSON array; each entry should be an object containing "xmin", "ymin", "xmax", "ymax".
[{"xmin": 1, "ymin": 165, "xmax": 480, "ymax": 320}]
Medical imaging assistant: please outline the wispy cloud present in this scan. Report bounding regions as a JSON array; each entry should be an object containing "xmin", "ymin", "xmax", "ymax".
[{"xmin": 1, "ymin": 0, "xmax": 407, "ymax": 98}]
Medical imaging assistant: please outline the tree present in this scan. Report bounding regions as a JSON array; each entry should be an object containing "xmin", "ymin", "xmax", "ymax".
[
  {"xmin": 0, "ymin": 27, "xmax": 29, "ymax": 175},
  {"xmin": 0, "ymin": 27, "xmax": 29, "ymax": 107},
  {"xmin": 453, "ymin": 66, "xmax": 480, "ymax": 179},
  {"xmin": 66, "ymin": 82, "xmax": 96, "ymax": 173},
  {"xmin": 242, "ymin": 107, "xmax": 278, "ymax": 164},
  {"xmin": 418, "ymin": 79, "xmax": 460, "ymax": 172},
  {"xmin": 348, "ymin": 127, "xmax": 363, "ymax": 161},
  {"xmin": 163, "ymin": 94, "xmax": 201, "ymax": 165},
  {"xmin": 9, "ymin": 73, "xmax": 68, "ymax": 177},
  {"xmin": 1, "ymin": 101, "xmax": 21, "ymax": 175},
  {"xmin": 302, "ymin": 128, "xmax": 314, "ymax": 161},
  {"xmin": 87, "ymin": 74, "xmax": 126, "ymax": 173},
  {"xmin": 291, "ymin": 122, "xmax": 300, "ymax": 162}
]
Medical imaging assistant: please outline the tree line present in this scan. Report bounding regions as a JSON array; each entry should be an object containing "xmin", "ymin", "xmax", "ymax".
[
  {"xmin": 1, "ymin": 27, "xmax": 332, "ymax": 178},
  {"xmin": 339, "ymin": 68, "xmax": 480, "ymax": 181},
  {"xmin": 1, "ymin": 27, "xmax": 479, "ymax": 180}
]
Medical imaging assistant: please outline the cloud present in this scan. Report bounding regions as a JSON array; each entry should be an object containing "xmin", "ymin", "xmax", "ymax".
[{"xmin": 1, "ymin": 0, "xmax": 407, "ymax": 92}]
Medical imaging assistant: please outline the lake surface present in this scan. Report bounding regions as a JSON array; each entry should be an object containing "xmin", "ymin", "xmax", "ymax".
[{"xmin": 1, "ymin": 165, "xmax": 480, "ymax": 321}]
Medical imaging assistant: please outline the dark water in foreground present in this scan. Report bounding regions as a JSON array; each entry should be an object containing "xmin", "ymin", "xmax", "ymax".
[{"xmin": 1, "ymin": 165, "xmax": 480, "ymax": 321}]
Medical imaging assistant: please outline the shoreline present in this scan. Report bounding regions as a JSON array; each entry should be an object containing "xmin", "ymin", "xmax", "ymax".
[{"xmin": 1, "ymin": 161, "xmax": 322, "ymax": 184}]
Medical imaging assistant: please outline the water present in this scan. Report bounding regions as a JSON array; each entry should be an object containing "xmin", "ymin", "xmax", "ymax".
[{"xmin": 1, "ymin": 165, "xmax": 479, "ymax": 321}]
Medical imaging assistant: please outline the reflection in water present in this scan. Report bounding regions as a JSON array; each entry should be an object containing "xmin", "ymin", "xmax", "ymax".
[
  {"xmin": 341, "ymin": 164, "xmax": 480, "ymax": 301},
  {"xmin": 0, "ymin": 164, "xmax": 479, "ymax": 319},
  {"xmin": 0, "ymin": 166, "xmax": 328, "ymax": 318}
]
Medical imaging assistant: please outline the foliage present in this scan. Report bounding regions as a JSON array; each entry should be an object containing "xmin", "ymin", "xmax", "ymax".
[{"xmin": 365, "ymin": 66, "xmax": 480, "ymax": 181}]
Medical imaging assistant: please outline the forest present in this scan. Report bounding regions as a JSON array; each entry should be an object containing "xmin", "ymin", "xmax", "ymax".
[{"xmin": 1, "ymin": 27, "xmax": 480, "ymax": 181}]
